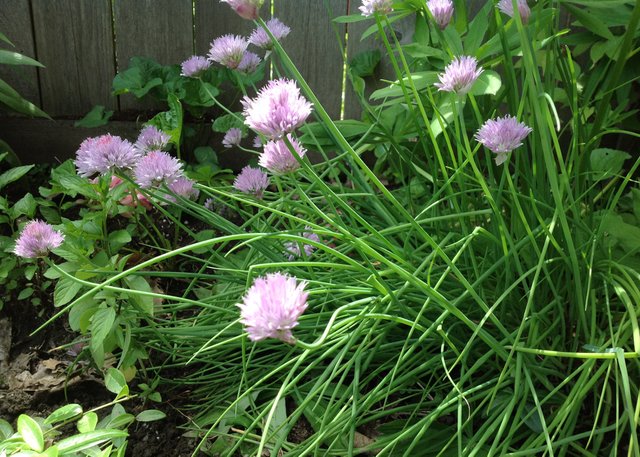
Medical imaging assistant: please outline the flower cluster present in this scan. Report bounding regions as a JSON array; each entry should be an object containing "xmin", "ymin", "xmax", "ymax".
[
  {"xmin": 223, "ymin": 128, "xmax": 244, "ymax": 148},
  {"xmin": 75, "ymin": 134, "xmax": 141, "ymax": 178},
  {"xmin": 475, "ymin": 115, "xmax": 532, "ymax": 165},
  {"xmin": 359, "ymin": 0, "xmax": 393, "ymax": 17},
  {"xmin": 249, "ymin": 18, "xmax": 291, "ymax": 50},
  {"xmin": 14, "ymin": 220, "xmax": 64, "ymax": 259},
  {"xmin": 233, "ymin": 166, "xmax": 270, "ymax": 198},
  {"xmin": 237, "ymin": 272, "xmax": 308, "ymax": 343},
  {"xmin": 133, "ymin": 150, "xmax": 184, "ymax": 189},
  {"xmin": 208, "ymin": 34, "xmax": 248, "ymax": 69},
  {"xmin": 498, "ymin": 0, "xmax": 531, "ymax": 23},
  {"xmin": 285, "ymin": 227, "xmax": 320, "ymax": 260},
  {"xmin": 427, "ymin": 0, "xmax": 454, "ymax": 29},
  {"xmin": 434, "ymin": 56, "xmax": 483, "ymax": 95},
  {"xmin": 180, "ymin": 55, "xmax": 211, "ymax": 77},
  {"xmin": 135, "ymin": 125, "xmax": 171, "ymax": 153},
  {"xmin": 260, "ymin": 135, "xmax": 307, "ymax": 175}
]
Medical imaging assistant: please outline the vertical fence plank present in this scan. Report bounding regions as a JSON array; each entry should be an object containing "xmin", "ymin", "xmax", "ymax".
[
  {"xmin": 0, "ymin": 0, "xmax": 40, "ymax": 109},
  {"xmin": 273, "ymin": 0, "xmax": 348, "ymax": 120},
  {"xmin": 344, "ymin": 9, "xmax": 415, "ymax": 120},
  {"xmin": 194, "ymin": 0, "xmax": 255, "ymax": 55},
  {"xmin": 31, "ymin": 0, "xmax": 115, "ymax": 118},
  {"xmin": 114, "ymin": 0, "xmax": 193, "ymax": 111}
]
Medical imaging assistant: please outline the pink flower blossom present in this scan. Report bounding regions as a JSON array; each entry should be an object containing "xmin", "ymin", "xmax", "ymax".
[
  {"xmin": 259, "ymin": 135, "xmax": 306, "ymax": 175},
  {"xmin": 133, "ymin": 151, "xmax": 184, "ymax": 189},
  {"xmin": 220, "ymin": 0, "xmax": 263, "ymax": 20},
  {"xmin": 284, "ymin": 227, "xmax": 320, "ymax": 260},
  {"xmin": 427, "ymin": 0, "xmax": 454, "ymax": 29},
  {"xmin": 237, "ymin": 272, "xmax": 308, "ymax": 343},
  {"xmin": 237, "ymin": 51, "xmax": 262, "ymax": 74},
  {"xmin": 14, "ymin": 220, "xmax": 64, "ymax": 258},
  {"xmin": 208, "ymin": 34, "xmax": 249, "ymax": 69},
  {"xmin": 248, "ymin": 18, "xmax": 291, "ymax": 50},
  {"xmin": 359, "ymin": 0, "xmax": 393, "ymax": 16},
  {"xmin": 109, "ymin": 176, "xmax": 151, "ymax": 210},
  {"xmin": 75, "ymin": 134, "xmax": 142, "ymax": 178},
  {"xmin": 242, "ymin": 79, "xmax": 312, "ymax": 139},
  {"xmin": 475, "ymin": 115, "xmax": 532, "ymax": 165},
  {"xmin": 181, "ymin": 55, "xmax": 211, "ymax": 77},
  {"xmin": 498, "ymin": 0, "xmax": 531, "ymax": 23},
  {"xmin": 135, "ymin": 126, "xmax": 171, "ymax": 153},
  {"xmin": 233, "ymin": 166, "xmax": 270, "ymax": 198},
  {"xmin": 434, "ymin": 56, "xmax": 483, "ymax": 95},
  {"xmin": 166, "ymin": 176, "xmax": 200, "ymax": 200},
  {"xmin": 223, "ymin": 128, "xmax": 243, "ymax": 148}
]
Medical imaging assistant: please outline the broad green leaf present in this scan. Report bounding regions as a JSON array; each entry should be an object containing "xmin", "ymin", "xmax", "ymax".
[
  {"xmin": 89, "ymin": 307, "xmax": 116, "ymax": 359},
  {"xmin": 0, "ymin": 418, "xmax": 13, "ymax": 440},
  {"xmin": 0, "ymin": 78, "xmax": 49, "ymax": 118},
  {"xmin": 56, "ymin": 430, "xmax": 128, "ymax": 453},
  {"xmin": 77, "ymin": 412, "xmax": 98, "ymax": 433},
  {"xmin": 562, "ymin": 3, "xmax": 615, "ymax": 40},
  {"xmin": 41, "ymin": 446, "xmax": 60, "ymax": 457},
  {"xmin": 74, "ymin": 105, "xmax": 114, "ymax": 128},
  {"xmin": 123, "ymin": 275, "xmax": 154, "ymax": 315},
  {"xmin": 53, "ymin": 277, "xmax": 83, "ymax": 307},
  {"xmin": 0, "ymin": 164, "xmax": 34, "ymax": 191},
  {"xmin": 148, "ymin": 94, "xmax": 183, "ymax": 146},
  {"xmin": 370, "ymin": 72, "xmax": 439, "ymax": 100},
  {"xmin": 430, "ymin": 98, "xmax": 465, "ymax": 138},
  {"xmin": 600, "ymin": 213, "xmax": 640, "ymax": 252},
  {"xmin": 44, "ymin": 404, "xmax": 83, "ymax": 425},
  {"xmin": 17, "ymin": 287, "xmax": 34, "ymax": 301},
  {"xmin": 590, "ymin": 148, "xmax": 630, "ymax": 181},
  {"xmin": 0, "ymin": 49, "xmax": 44, "ymax": 67},
  {"xmin": 17, "ymin": 415, "xmax": 44, "ymax": 452},
  {"xmin": 470, "ymin": 70, "xmax": 501, "ymax": 96},
  {"xmin": 349, "ymin": 50, "xmax": 380, "ymax": 78},
  {"xmin": 12, "ymin": 193, "xmax": 37, "ymax": 218},
  {"xmin": 135, "ymin": 410, "xmax": 166, "ymax": 422},
  {"xmin": 105, "ymin": 367, "xmax": 129, "ymax": 397},
  {"xmin": 212, "ymin": 113, "xmax": 245, "ymax": 133},
  {"xmin": 108, "ymin": 230, "xmax": 132, "ymax": 252},
  {"xmin": 0, "ymin": 31, "xmax": 14, "ymax": 46}
]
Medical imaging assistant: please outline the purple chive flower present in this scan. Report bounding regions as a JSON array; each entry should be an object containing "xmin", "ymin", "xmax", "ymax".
[
  {"xmin": 167, "ymin": 176, "xmax": 200, "ymax": 200},
  {"xmin": 237, "ymin": 51, "xmax": 262, "ymax": 74},
  {"xmin": 181, "ymin": 55, "xmax": 211, "ymax": 77},
  {"xmin": 14, "ymin": 220, "xmax": 64, "ymax": 259},
  {"xmin": 242, "ymin": 78, "xmax": 313, "ymax": 139},
  {"xmin": 498, "ymin": 0, "xmax": 531, "ymax": 23},
  {"xmin": 237, "ymin": 272, "xmax": 308, "ymax": 343},
  {"xmin": 427, "ymin": 0, "xmax": 454, "ymax": 29},
  {"xmin": 253, "ymin": 136, "xmax": 264, "ymax": 148},
  {"xmin": 75, "ymin": 134, "xmax": 141, "ymax": 178},
  {"xmin": 223, "ymin": 128, "xmax": 244, "ymax": 148},
  {"xmin": 135, "ymin": 126, "xmax": 171, "ymax": 153},
  {"xmin": 359, "ymin": 0, "xmax": 393, "ymax": 16},
  {"xmin": 475, "ymin": 115, "xmax": 533, "ymax": 165},
  {"xmin": 208, "ymin": 34, "xmax": 249, "ymax": 69},
  {"xmin": 133, "ymin": 151, "xmax": 184, "ymax": 189},
  {"xmin": 220, "ymin": 0, "xmax": 263, "ymax": 20},
  {"xmin": 248, "ymin": 18, "xmax": 291, "ymax": 50},
  {"xmin": 259, "ymin": 135, "xmax": 306, "ymax": 175},
  {"xmin": 284, "ymin": 227, "xmax": 320, "ymax": 260},
  {"xmin": 233, "ymin": 165, "xmax": 270, "ymax": 198},
  {"xmin": 434, "ymin": 56, "xmax": 483, "ymax": 95}
]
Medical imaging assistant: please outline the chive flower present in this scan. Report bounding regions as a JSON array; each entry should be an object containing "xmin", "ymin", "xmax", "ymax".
[
  {"xmin": 359, "ymin": 0, "xmax": 393, "ymax": 17},
  {"xmin": 223, "ymin": 128, "xmax": 243, "ymax": 148},
  {"xmin": 434, "ymin": 56, "xmax": 483, "ymax": 95},
  {"xmin": 133, "ymin": 151, "xmax": 184, "ymax": 189},
  {"xmin": 475, "ymin": 115, "xmax": 533, "ymax": 165},
  {"xmin": 237, "ymin": 272, "xmax": 308, "ymax": 343},
  {"xmin": 220, "ymin": 0, "xmax": 263, "ymax": 20},
  {"xmin": 180, "ymin": 55, "xmax": 211, "ymax": 77},
  {"xmin": 498, "ymin": 0, "xmax": 531, "ymax": 23},
  {"xmin": 14, "ymin": 220, "xmax": 64, "ymax": 258},
  {"xmin": 208, "ymin": 34, "xmax": 249, "ymax": 69},
  {"xmin": 237, "ymin": 51, "xmax": 262, "ymax": 74},
  {"xmin": 75, "ymin": 134, "xmax": 141, "ymax": 178},
  {"xmin": 167, "ymin": 176, "xmax": 200, "ymax": 200},
  {"xmin": 135, "ymin": 125, "xmax": 171, "ymax": 153},
  {"xmin": 242, "ymin": 78, "xmax": 312, "ymax": 139},
  {"xmin": 285, "ymin": 227, "xmax": 320, "ymax": 260},
  {"xmin": 233, "ymin": 166, "xmax": 270, "ymax": 198},
  {"xmin": 248, "ymin": 18, "xmax": 291, "ymax": 50},
  {"xmin": 427, "ymin": 0, "xmax": 454, "ymax": 29},
  {"xmin": 259, "ymin": 135, "xmax": 306, "ymax": 175}
]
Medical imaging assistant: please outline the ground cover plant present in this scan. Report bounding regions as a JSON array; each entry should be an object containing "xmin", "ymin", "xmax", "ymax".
[{"xmin": 3, "ymin": 0, "xmax": 640, "ymax": 455}]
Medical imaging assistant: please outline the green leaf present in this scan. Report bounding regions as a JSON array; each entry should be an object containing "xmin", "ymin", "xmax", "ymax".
[
  {"xmin": 112, "ymin": 57, "xmax": 163, "ymax": 97},
  {"xmin": 44, "ymin": 404, "xmax": 83, "ymax": 425},
  {"xmin": 77, "ymin": 412, "xmax": 98, "ymax": 433},
  {"xmin": 108, "ymin": 229, "xmax": 132, "ymax": 252},
  {"xmin": 333, "ymin": 14, "xmax": 369, "ymax": 23},
  {"xmin": 370, "ymin": 72, "xmax": 439, "ymax": 100},
  {"xmin": 41, "ymin": 446, "xmax": 60, "ymax": 457},
  {"xmin": 194, "ymin": 146, "xmax": 218, "ymax": 165},
  {"xmin": 0, "ymin": 418, "xmax": 13, "ymax": 440},
  {"xmin": 0, "ymin": 78, "xmax": 49, "ymax": 118},
  {"xmin": 0, "ymin": 49, "xmax": 44, "ymax": 67},
  {"xmin": 470, "ymin": 70, "xmax": 501, "ymax": 96},
  {"xmin": 431, "ymin": 97, "xmax": 465, "ymax": 138},
  {"xmin": 135, "ymin": 410, "xmax": 166, "ymax": 422},
  {"xmin": 349, "ymin": 50, "xmax": 381, "ymax": 78},
  {"xmin": 0, "ymin": 31, "xmax": 14, "ymax": 46},
  {"xmin": 0, "ymin": 164, "xmax": 34, "ymax": 191},
  {"xmin": 17, "ymin": 414, "xmax": 44, "ymax": 452},
  {"xmin": 12, "ymin": 193, "xmax": 37, "ymax": 218},
  {"xmin": 89, "ymin": 307, "xmax": 116, "ymax": 365},
  {"xmin": 562, "ymin": 3, "xmax": 615, "ymax": 40},
  {"xmin": 74, "ymin": 105, "xmax": 114, "ymax": 128},
  {"xmin": 17, "ymin": 287, "xmax": 34, "ymax": 301},
  {"xmin": 212, "ymin": 113, "xmax": 245, "ymax": 133},
  {"xmin": 148, "ymin": 94, "xmax": 183, "ymax": 146},
  {"xmin": 56, "ymin": 430, "xmax": 128, "ymax": 453},
  {"xmin": 123, "ymin": 275, "xmax": 154, "ymax": 315},
  {"xmin": 105, "ymin": 367, "xmax": 129, "ymax": 398},
  {"xmin": 590, "ymin": 148, "xmax": 630, "ymax": 181},
  {"xmin": 53, "ymin": 277, "xmax": 83, "ymax": 307}
]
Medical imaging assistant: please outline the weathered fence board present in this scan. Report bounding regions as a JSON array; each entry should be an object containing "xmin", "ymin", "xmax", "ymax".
[
  {"xmin": 274, "ymin": 0, "xmax": 348, "ymax": 120},
  {"xmin": 0, "ymin": 0, "xmax": 40, "ymax": 107},
  {"xmin": 114, "ymin": 0, "xmax": 194, "ymax": 111},
  {"xmin": 31, "ymin": 0, "xmax": 116, "ymax": 117}
]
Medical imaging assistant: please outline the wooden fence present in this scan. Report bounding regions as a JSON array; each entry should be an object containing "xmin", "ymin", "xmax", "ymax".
[{"xmin": 0, "ymin": 0, "xmax": 417, "ymax": 164}]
